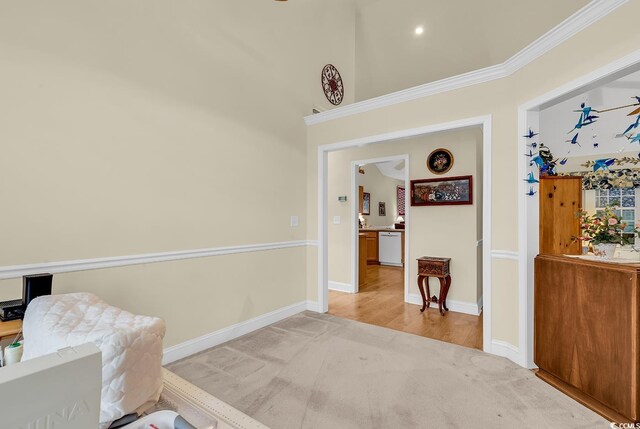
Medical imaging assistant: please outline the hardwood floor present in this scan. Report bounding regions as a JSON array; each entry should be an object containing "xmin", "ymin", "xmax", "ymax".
[{"xmin": 328, "ymin": 265, "xmax": 483, "ymax": 350}]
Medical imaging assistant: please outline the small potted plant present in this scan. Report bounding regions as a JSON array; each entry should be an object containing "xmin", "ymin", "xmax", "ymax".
[{"xmin": 577, "ymin": 206, "xmax": 638, "ymax": 259}]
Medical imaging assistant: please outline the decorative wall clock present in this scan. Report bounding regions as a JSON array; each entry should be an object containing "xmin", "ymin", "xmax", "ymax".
[{"xmin": 321, "ymin": 64, "xmax": 344, "ymax": 105}]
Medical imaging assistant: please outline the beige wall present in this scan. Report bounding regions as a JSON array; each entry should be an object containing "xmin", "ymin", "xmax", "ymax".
[
  {"xmin": 0, "ymin": 0, "xmax": 355, "ymax": 347},
  {"xmin": 52, "ymin": 249, "xmax": 305, "ymax": 347},
  {"xmin": 2, "ymin": 250, "xmax": 305, "ymax": 347},
  {"xmin": 326, "ymin": 128, "xmax": 482, "ymax": 305},
  {"xmin": 307, "ymin": 1, "xmax": 640, "ymax": 347}
]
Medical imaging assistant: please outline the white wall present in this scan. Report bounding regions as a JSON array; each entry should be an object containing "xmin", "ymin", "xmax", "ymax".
[{"xmin": 327, "ymin": 128, "xmax": 483, "ymax": 307}]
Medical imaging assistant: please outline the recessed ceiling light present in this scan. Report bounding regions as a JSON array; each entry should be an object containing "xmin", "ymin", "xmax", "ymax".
[{"xmin": 415, "ymin": 26, "xmax": 424, "ymax": 35}]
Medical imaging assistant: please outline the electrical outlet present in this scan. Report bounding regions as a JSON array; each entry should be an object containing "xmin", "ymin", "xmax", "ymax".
[{"xmin": 290, "ymin": 216, "xmax": 299, "ymax": 227}]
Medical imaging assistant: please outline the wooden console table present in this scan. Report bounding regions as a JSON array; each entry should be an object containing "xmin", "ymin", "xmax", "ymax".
[{"xmin": 417, "ymin": 257, "xmax": 451, "ymax": 316}]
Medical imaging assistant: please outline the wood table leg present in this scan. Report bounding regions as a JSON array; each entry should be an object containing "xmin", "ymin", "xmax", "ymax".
[
  {"xmin": 442, "ymin": 275, "xmax": 451, "ymax": 312},
  {"xmin": 437, "ymin": 277, "xmax": 447, "ymax": 315},
  {"xmin": 417, "ymin": 275, "xmax": 427, "ymax": 312}
]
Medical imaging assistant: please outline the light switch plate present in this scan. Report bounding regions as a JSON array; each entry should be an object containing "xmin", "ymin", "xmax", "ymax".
[
  {"xmin": 290, "ymin": 216, "xmax": 299, "ymax": 227},
  {"xmin": 333, "ymin": 216, "xmax": 341, "ymax": 225}
]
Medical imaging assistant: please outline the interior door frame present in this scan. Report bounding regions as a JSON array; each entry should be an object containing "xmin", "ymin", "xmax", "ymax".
[
  {"xmin": 317, "ymin": 115, "xmax": 493, "ymax": 354},
  {"xmin": 518, "ymin": 49, "xmax": 640, "ymax": 368},
  {"xmin": 350, "ymin": 154, "xmax": 410, "ymax": 299}
]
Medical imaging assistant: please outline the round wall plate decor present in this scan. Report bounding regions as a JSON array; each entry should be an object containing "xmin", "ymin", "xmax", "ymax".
[
  {"xmin": 427, "ymin": 148, "xmax": 454, "ymax": 174},
  {"xmin": 321, "ymin": 64, "xmax": 344, "ymax": 105}
]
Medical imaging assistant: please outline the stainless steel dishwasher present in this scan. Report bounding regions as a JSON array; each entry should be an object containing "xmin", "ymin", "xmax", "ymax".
[{"xmin": 378, "ymin": 231, "xmax": 402, "ymax": 266}]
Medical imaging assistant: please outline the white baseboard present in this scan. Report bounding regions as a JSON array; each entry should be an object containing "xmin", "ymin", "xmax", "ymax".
[
  {"xmin": 491, "ymin": 339, "xmax": 525, "ymax": 367},
  {"xmin": 407, "ymin": 293, "xmax": 482, "ymax": 316},
  {"xmin": 305, "ymin": 301, "xmax": 322, "ymax": 312},
  {"xmin": 328, "ymin": 281, "xmax": 355, "ymax": 293},
  {"xmin": 162, "ymin": 301, "xmax": 308, "ymax": 365}
]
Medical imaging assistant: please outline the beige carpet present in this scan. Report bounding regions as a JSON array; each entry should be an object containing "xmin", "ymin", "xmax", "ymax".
[{"xmin": 167, "ymin": 311, "xmax": 607, "ymax": 429}]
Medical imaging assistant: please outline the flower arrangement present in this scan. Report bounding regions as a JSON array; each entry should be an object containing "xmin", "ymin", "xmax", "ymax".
[{"xmin": 577, "ymin": 206, "xmax": 638, "ymax": 245}]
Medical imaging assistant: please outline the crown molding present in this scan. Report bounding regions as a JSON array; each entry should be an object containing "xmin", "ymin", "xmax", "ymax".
[
  {"xmin": 505, "ymin": 0, "xmax": 628, "ymax": 73},
  {"xmin": 304, "ymin": 0, "xmax": 628, "ymax": 126},
  {"xmin": 306, "ymin": 63, "xmax": 507, "ymax": 125}
]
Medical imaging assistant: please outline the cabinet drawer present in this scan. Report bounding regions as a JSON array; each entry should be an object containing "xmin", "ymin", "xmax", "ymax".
[{"xmin": 418, "ymin": 258, "xmax": 450, "ymax": 276}]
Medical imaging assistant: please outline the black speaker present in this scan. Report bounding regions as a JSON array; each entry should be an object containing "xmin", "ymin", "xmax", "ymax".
[{"xmin": 23, "ymin": 273, "xmax": 53, "ymax": 308}]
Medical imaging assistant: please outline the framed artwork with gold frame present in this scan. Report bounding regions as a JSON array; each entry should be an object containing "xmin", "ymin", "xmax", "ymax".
[{"xmin": 426, "ymin": 148, "xmax": 454, "ymax": 175}]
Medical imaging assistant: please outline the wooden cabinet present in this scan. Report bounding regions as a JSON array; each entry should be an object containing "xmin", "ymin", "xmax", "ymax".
[
  {"xmin": 539, "ymin": 176, "xmax": 582, "ymax": 255},
  {"xmin": 535, "ymin": 254, "xmax": 640, "ymax": 423},
  {"xmin": 358, "ymin": 233, "xmax": 367, "ymax": 286},
  {"xmin": 359, "ymin": 229, "xmax": 405, "ymax": 266},
  {"xmin": 364, "ymin": 231, "xmax": 379, "ymax": 265}
]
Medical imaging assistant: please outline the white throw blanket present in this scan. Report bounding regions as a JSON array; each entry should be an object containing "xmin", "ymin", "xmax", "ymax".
[{"xmin": 23, "ymin": 292, "xmax": 166, "ymax": 428}]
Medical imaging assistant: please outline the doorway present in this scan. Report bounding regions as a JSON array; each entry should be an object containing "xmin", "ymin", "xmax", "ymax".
[
  {"xmin": 351, "ymin": 155, "xmax": 409, "ymax": 297},
  {"xmin": 323, "ymin": 125, "xmax": 486, "ymax": 350},
  {"xmin": 519, "ymin": 55, "xmax": 640, "ymax": 368}
]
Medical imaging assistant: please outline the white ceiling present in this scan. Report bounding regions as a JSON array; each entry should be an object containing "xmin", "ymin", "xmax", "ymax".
[
  {"xmin": 353, "ymin": 0, "xmax": 590, "ymax": 101},
  {"xmin": 374, "ymin": 160, "xmax": 405, "ymax": 181},
  {"xmin": 540, "ymin": 69, "xmax": 640, "ymax": 158}
]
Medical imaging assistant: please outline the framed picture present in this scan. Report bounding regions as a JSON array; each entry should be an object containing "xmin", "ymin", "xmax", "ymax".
[
  {"xmin": 427, "ymin": 148, "xmax": 454, "ymax": 174},
  {"xmin": 362, "ymin": 192, "xmax": 371, "ymax": 215},
  {"xmin": 410, "ymin": 175, "xmax": 473, "ymax": 206},
  {"xmin": 397, "ymin": 186, "xmax": 405, "ymax": 216},
  {"xmin": 378, "ymin": 202, "xmax": 386, "ymax": 216}
]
